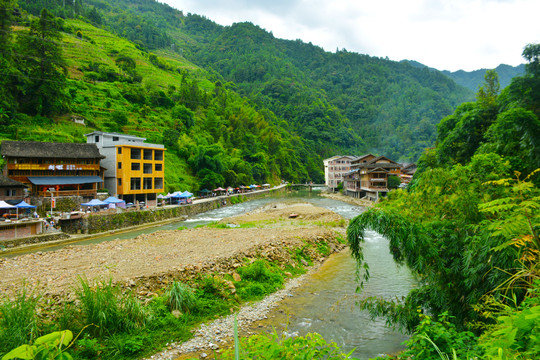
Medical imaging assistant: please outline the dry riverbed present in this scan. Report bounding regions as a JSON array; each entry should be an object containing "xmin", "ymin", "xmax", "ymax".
[{"xmin": 0, "ymin": 201, "xmax": 348, "ymax": 358}]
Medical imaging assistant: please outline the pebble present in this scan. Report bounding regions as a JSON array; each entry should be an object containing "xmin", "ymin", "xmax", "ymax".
[{"xmin": 142, "ymin": 266, "xmax": 322, "ymax": 360}]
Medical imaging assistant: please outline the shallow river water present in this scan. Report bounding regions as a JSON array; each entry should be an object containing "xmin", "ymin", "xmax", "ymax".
[{"xmin": 6, "ymin": 190, "xmax": 415, "ymax": 358}]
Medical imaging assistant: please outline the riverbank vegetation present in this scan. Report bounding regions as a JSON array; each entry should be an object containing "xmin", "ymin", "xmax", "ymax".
[
  {"xmin": 0, "ymin": 240, "xmax": 341, "ymax": 359},
  {"xmin": 0, "ymin": 204, "xmax": 347, "ymax": 359},
  {"xmin": 347, "ymin": 44, "xmax": 540, "ymax": 359}
]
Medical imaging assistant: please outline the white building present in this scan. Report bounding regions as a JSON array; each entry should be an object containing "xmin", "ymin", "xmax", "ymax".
[
  {"xmin": 323, "ymin": 155, "xmax": 358, "ymax": 190},
  {"xmin": 85, "ymin": 131, "xmax": 165, "ymax": 206}
]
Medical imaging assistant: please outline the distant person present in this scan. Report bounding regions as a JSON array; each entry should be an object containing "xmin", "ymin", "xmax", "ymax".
[{"xmin": 33, "ymin": 211, "xmax": 38, "ymax": 218}]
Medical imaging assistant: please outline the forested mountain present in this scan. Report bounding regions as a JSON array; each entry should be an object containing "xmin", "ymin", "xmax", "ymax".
[
  {"xmin": 2, "ymin": 0, "xmax": 473, "ymax": 191},
  {"xmin": 403, "ymin": 59, "xmax": 525, "ymax": 92},
  {"xmin": 442, "ymin": 63, "xmax": 525, "ymax": 91}
]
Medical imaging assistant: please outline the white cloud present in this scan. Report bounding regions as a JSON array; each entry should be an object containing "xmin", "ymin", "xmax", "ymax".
[{"xmin": 165, "ymin": 0, "xmax": 540, "ymax": 71}]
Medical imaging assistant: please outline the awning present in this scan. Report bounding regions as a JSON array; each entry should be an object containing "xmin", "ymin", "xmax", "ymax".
[{"xmin": 27, "ymin": 176, "xmax": 103, "ymax": 186}]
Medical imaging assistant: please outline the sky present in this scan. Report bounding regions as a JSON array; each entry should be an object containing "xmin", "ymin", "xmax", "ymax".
[{"xmin": 162, "ymin": 0, "xmax": 539, "ymax": 72}]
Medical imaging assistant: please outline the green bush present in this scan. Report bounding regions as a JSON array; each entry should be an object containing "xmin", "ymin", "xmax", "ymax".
[
  {"xmin": 165, "ymin": 281, "xmax": 197, "ymax": 313},
  {"xmin": 397, "ymin": 311, "xmax": 479, "ymax": 360},
  {"xmin": 218, "ymin": 330, "xmax": 357, "ymax": 359},
  {"xmin": 235, "ymin": 260, "xmax": 284, "ymax": 301}
]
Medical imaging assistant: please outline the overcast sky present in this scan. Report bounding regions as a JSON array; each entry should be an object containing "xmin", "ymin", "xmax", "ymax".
[{"xmin": 162, "ymin": 0, "xmax": 539, "ymax": 72}]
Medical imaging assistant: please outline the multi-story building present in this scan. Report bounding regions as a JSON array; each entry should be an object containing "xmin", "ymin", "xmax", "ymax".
[
  {"xmin": 1, "ymin": 140, "xmax": 104, "ymax": 198},
  {"xmin": 343, "ymin": 155, "xmax": 401, "ymax": 201},
  {"xmin": 85, "ymin": 131, "xmax": 165, "ymax": 206},
  {"xmin": 323, "ymin": 155, "xmax": 358, "ymax": 190}
]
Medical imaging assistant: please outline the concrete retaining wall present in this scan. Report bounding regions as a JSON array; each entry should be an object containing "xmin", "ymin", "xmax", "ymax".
[
  {"xmin": 0, "ymin": 232, "xmax": 69, "ymax": 249},
  {"xmin": 59, "ymin": 187, "xmax": 285, "ymax": 235}
]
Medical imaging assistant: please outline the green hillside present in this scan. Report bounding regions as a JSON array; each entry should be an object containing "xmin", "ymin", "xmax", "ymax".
[{"xmin": 2, "ymin": 0, "xmax": 473, "ymax": 192}]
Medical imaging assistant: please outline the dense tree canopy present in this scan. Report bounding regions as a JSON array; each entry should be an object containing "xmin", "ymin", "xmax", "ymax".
[{"xmin": 347, "ymin": 43, "xmax": 540, "ymax": 359}]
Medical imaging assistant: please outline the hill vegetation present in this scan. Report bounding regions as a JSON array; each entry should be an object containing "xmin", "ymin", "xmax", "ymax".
[
  {"xmin": 348, "ymin": 43, "xmax": 540, "ymax": 359},
  {"xmin": 1, "ymin": 0, "xmax": 474, "ymax": 193}
]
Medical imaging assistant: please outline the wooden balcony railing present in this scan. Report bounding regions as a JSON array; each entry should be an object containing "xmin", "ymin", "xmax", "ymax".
[{"xmin": 37, "ymin": 189, "xmax": 97, "ymax": 197}]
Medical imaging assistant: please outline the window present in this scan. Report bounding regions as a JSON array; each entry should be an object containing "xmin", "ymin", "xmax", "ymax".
[
  {"xmin": 118, "ymin": 162, "xmax": 122, "ymax": 169},
  {"xmin": 130, "ymin": 177, "xmax": 141, "ymax": 190},
  {"xmin": 143, "ymin": 149, "xmax": 153, "ymax": 160},
  {"xmin": 154, "ymin": 177, "xmax": 163, "ymax": 190},
  {"xmin": 5, "ymin": 189, "xmax": 16, "ymax": 197},
  {"xmin": 131, "ymin": 163, "xmax": 140, "ymax": 171},
  {"xmin": 143, "ymin": 163, "xmax": 152, "ymax": 174},
  {"xmin": 155, "ymin": 163, "xmax": 162, "ymax": 172},
  {"xmin": 154, "ymin": 150, "xmax": 163, "ymax": 161},
  {"xmin": 118, "ymin": 147, "xmax": 122, "ymax": 154},
  {"xmin": 95, "ymin": 136, "xmax": 99, "ymax": 142},
  {"xmin": 118, "ymin": 179, "xmax": 122, "ymax": 186},
  {"xmin": 130, "ymin": 148, "xmax": 141, "ymax": 160},
  {"xmin": 113, "ymin": 136, "xmax": 119, "ymax": 141},
  {"xmin": 143, "ymin": 177, "xmax": 152, "ymax": 190}
]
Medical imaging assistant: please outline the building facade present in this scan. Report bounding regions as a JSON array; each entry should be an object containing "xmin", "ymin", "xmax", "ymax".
[
  {"xmin": 1, "ymin": 141, "xmax": 104, "ymax": 198},
  {"xmin": 323, "ymin": 155, "xmax": 358, "ymax": 190},
  {"xmin": 85, "ymin": 132, "xmax": 165, "ymax": 206},
  {"xmin": 343, "ymin": 155, "xmax": 401, "ymax": 201},
  {"xmin": 0, "ymin": 175, "xmax": 27, "ymax": 203}
]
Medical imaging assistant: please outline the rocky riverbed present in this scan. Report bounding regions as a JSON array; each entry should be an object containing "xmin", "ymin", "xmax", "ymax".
[{"xmin": 0, "ymin": 201, "xmax": 348, "ymax": 358}]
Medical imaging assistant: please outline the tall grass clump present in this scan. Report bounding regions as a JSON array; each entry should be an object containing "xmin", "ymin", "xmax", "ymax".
[
  {"xmin": 165, "ymin": 281, "xmax": 197, "ymax": 313},
  {"xmin": 76, "ymin": 277, "xmax": 148, "ymax": 337},
  {"xmin": 0, "ymin": 286, "xmax": 40, "ymax": 353}
]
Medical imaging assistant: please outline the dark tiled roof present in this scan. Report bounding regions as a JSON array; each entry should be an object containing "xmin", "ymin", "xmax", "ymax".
[
  {"xmin": 1, "ymin": 141, "xmax": 105, "ymax": 159},
  {"xmin": 0, "ymin": 175, "xmax": 27, "ymax": 188}
]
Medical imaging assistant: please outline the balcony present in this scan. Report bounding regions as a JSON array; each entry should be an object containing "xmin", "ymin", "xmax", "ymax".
[{"xmin": 37, "ymin": 189, "xmax": 98, "ymax": 197}]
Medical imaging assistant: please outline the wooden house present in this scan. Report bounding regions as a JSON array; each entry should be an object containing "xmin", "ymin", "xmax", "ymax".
[
  {"xmin": 0, "ymin": 174, "xmax": 27, "ymax": 202},
  {"xmin": 343, "ymin": 155, "xmax": 401, "ymax": 201},
  {"xmin": 1, "ymin": 140, "xmax": 105, "ymax": 198}
]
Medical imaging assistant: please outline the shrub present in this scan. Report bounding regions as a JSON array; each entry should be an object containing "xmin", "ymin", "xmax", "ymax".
[
  {"xmin": 165, "ymin": 281, "xmax": 197, "ymax": 313},
  {"xmin": 218, "ymin": 330, "xmax": 356, "ymax": 359}
]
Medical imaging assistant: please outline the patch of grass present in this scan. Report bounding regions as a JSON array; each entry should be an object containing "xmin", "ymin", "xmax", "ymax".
[
  {"xmin": 76, "ymin": 277, "xmax": 148, "ymax": 338},
  {"xmin": 165, "ymin": 281, "xmax": 197, "ymax": 313},
  {"xmin": 0, "ymin": 285, "xmax": 40, "ymax": 352},
  {"xmin": 235, "ymin": 259, "xmax": 284, "ymax": 301}
]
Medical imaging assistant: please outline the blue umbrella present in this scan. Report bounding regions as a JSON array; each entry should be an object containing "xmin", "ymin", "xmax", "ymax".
[
  {"xmin": 103, "ymin": 196, "xmax": 124, "ymax": 204},
  {"xmin": 81, "ymin": 199, "xmax": 108, "ymax": 206},
  {"xmin": 15, "ymin": 200, "xmax": 36, "ymax": 209}
]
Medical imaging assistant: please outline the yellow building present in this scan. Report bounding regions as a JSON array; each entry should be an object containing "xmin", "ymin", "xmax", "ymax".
[{"xmin": 85, "ymin": 132, "xmax": 165, "ymax": 206}]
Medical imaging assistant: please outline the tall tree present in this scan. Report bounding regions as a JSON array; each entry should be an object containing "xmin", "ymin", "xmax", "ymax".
[
  {"xmin": 0, "ymin": 0, "xmax": 18, "ymax": 119},
  {"xmin": 19, "ymin": 8, "xmax": 67, "ymax": 116}
]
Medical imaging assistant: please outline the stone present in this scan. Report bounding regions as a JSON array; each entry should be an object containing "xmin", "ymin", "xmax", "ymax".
[
  {"xmin": 171, "ymin": 310, "xmax": 183, "ymax": 318},
  {"xmin": 232, "ymin": 272, "xmax": 241, "ymax": 282}
]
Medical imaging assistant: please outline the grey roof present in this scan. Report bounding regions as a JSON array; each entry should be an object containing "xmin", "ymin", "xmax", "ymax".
[
  {"xmin": 0, "ymin": 175, "xmax": 27, "ymax": 188},
  {"xmin": 27, "ymin": 176, "xmax": 103, "ymax": 185},
  {"xmin": 1, "ymin": 141, "xmax": 105, "ymax": 159}
]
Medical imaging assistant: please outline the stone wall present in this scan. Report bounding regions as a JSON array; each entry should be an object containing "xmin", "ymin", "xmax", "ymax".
[
  {"xmin": 0, "ymin": 232, "xmax": 69, "ymax": 249},
  {"xmin": 60, "ymin": 187, "xmax": 285, "ymax": 235}
]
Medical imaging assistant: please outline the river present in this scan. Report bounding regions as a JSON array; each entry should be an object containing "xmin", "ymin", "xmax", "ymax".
[{"xmin": 4, "ymin": 190, "xmax": 415, "ymax": 359}]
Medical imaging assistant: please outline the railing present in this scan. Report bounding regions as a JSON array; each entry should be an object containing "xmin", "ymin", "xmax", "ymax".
[
  {"xmin": 7, "ymin": 164, "xmax": 100, "ymax": 171},
  {"xmin": 37, "ymin": 189, "xmax": 97, "ymax": 197}
]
